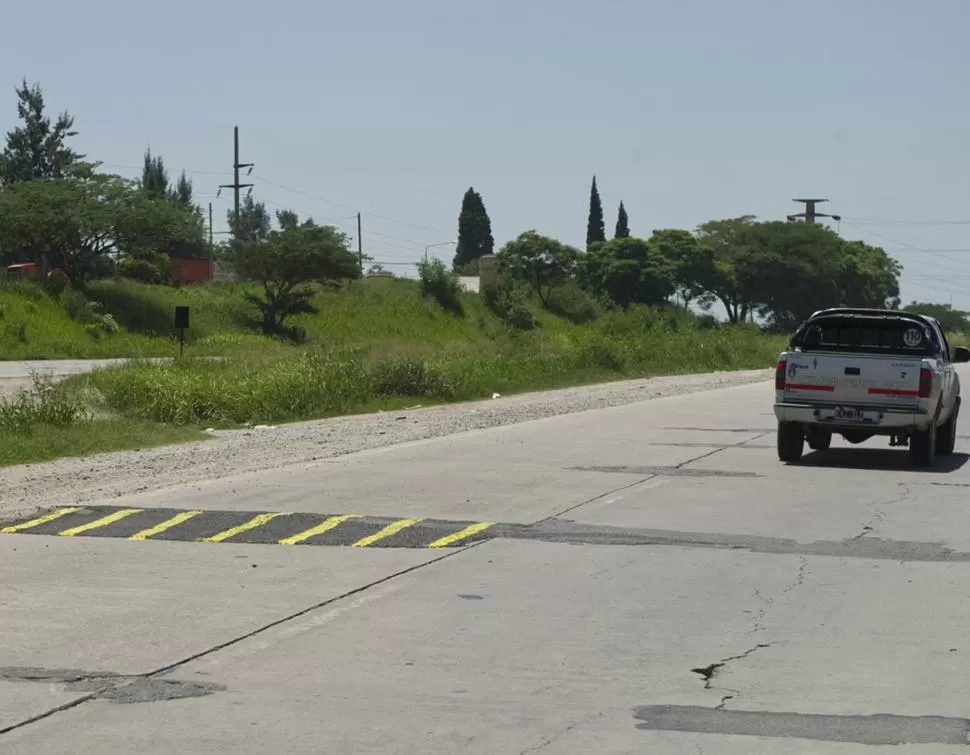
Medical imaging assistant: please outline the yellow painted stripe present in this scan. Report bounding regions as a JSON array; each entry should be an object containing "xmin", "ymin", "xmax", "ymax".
[
  {"xmin": 279, "ymin": 514, "xmax": 358, "ymax": 546},
  {"xmin": 427, "ymin": 521, "xmax": 494, "ymax": 549},
  {"xmin": 129, "ymin": 510, "xmax": 203, "ymax": 541},
  {"xmin": 58, "ymin": 508, "xmax": 143, "ymax": 537},
  {"xmin": 200, "ymin": 512, "xmax": 290, "ymax": 543},
  {"xmin": 352, "ymin": 518, "xmax": 423, "ymax": 548},
  {"xmin": 0, "ymin": 507, "xmax": 80, "ymax": 534}
]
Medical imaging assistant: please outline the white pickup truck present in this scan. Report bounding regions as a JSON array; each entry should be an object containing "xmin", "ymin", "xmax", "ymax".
[{"xmin": 774, "ymin": 308, "xmax": 970, "ymax": 466}]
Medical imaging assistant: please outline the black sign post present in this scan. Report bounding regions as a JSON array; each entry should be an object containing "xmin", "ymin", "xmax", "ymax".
[{"xmin": 174, "ymin": 306, "xmax": 190, "ymax": 358}]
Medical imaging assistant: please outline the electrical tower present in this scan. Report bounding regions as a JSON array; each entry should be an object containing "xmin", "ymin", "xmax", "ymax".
[
  {"xmin": 787, "ymin": 198, "xmax": 841, "ymax": 224},
  {"xmin": 218, "ymin": 126, "xmax": 254, "ymax": 239}
]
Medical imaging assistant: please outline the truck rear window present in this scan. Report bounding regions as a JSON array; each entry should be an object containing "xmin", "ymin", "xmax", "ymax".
[{"xmin": 790, "ymin": 316, "xmax": 940, "ymax": 356}]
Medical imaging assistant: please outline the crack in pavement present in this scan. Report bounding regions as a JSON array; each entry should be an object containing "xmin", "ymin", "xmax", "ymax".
[
  {"xmin": 541, "ymin": 434, "xmax": 769, "ymax": 525},
  {"xmin": 781, "ymin": 557, "xmax": 808, "ymax": 596},
  {"xmin": 746, "ymin": 557, "xmax": 809, "ymax": 636},
  {"xmin": 851, "ymin": 487, "xmax": 911, "ymax": 542},
  {"xmin": 517, "ymin": 712, "xmax": 607, "ymax": 754},
  {"xmin": 715, "ymin": 695, "xmax": 735, "ymax": 711},
  {"xmin": 690, "ymin": 643, "xmax": 772, "ymax": 703}
]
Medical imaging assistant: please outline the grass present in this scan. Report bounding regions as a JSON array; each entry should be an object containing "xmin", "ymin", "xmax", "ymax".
[
  {"xmin": 0, "ymin": 421, "xmax": 207, "ymax": 467},
  {"xmin": 75, "ymin": 321, "xmax": 783, "ymax": 427},
  {"xmin": 0, "ymin": 275, "xmax": 787, "ymax": 465},
  {"xmin": 0, "ymin": 372, "xmax": 206, "ymax": 467}
]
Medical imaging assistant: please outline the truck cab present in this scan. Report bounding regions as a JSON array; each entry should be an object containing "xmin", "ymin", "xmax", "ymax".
[{"xmin": 774, "ymin": 308, "xmax": 970, "ymax": 466}]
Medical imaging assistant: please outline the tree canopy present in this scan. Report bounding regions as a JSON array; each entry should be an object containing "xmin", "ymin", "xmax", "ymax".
[{"xmin": 226, "ymin": 211, "xmax": 361, "ymax": 335}]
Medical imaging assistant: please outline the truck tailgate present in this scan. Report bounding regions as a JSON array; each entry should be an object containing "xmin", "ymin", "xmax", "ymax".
[{"xmin": 783, "ymin": 353, "xmax": 923, "ymax": 405}]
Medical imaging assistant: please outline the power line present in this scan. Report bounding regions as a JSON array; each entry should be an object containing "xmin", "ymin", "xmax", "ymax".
[
  {"xmin": 842, "ymin": 217, "xmax": 970, "ymax": 227},
  {"xmin": 841, "ymin": 221, "xmax": 970, "ymax": 268},
  {"xmin": 251, "ymin": 173, "xmax": 451, "ymax": 235}
]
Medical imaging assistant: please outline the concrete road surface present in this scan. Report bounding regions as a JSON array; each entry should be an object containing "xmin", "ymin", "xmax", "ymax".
[{"xmin": 3, "ymin": 373, "xmax": 970, "ymax": 753}]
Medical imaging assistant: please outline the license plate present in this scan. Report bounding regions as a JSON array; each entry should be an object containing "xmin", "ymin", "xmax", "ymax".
[
  {"xmin": 819, "ymin": 406, "xmax": 873, "ymax": 423},
  {"xmin": 834, "ymin": 406, "xmax": 861, "ymax": 421}
]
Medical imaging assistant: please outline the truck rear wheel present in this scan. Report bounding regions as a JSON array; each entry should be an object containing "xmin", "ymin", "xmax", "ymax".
[
  {"xmin": 910, "ymin": 425, "xmax": 937, "ymax": 467},
  {"xmin": 777, "ymin": 421, "xmax": 804, "ymax": 462},
  {"xmin": 936, "ymin": 397, "xmax": 960, "ymax": 456},
  {"xmin": 806, "ymin": 426, "xmax": 832, "ymax": 451}
]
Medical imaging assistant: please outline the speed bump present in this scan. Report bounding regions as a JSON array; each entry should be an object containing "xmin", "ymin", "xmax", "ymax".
[{"xmin": 0, "ymin": 506, "xmax": 496, "ymax": 549}]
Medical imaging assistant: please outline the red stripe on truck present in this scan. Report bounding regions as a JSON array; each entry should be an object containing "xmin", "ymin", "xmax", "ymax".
[
  {"xmin": 868, "ymin": 387, "xmax": 920, "ymax": 397},
  {"xmin": 785, "ymin": 383, "xmax": 835, "ymax": 392}
]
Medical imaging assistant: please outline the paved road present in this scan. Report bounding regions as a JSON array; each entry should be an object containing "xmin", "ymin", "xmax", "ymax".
[
  {"xmin": 3, "ymin": 374, "xmax": 970, "ymax": 752},
  {"xmin": 0, "ymin": 359, "xmax": 155, "ymax": 397}
]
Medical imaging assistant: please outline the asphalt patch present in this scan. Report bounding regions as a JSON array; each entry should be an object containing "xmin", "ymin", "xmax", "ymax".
[
  {"xmin": 0, "ymin": 666, "xmax": 223, "ymax": 704},
  {"xmin": 97, "ymin": 678, "xmax": 225, "ymax": 704},
  {"xmin": 509, "ymin": 520, "xmax": 970, "ymax": 562},
  {"xmin": 634, "ymin": 705, "xmax": 970, "ymax": 746},
  {"xmin": 568, "ymin": 465, "xmax": 760, "ymax": 478}
]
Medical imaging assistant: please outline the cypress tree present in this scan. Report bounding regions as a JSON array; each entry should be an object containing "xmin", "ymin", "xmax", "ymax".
[
  {"xmin": 586, "ymin": 175, "xmax": 605, "ymax": 249},
  {"xmin": 453, "ymin": 187, "xmax": 494, "ymax": 270},
  {"xmin": 615, "ymin": 201, "xmax": 630, "ymax": 238}
]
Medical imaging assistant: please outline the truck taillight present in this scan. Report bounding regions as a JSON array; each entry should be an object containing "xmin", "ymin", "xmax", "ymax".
[
  {"xmin": 775, "ymin": 359, "xmax": 787, "ymax": 390},
  {"xmin": 919, "ymin": 367, "xmax": 933, "ymax": 399}
]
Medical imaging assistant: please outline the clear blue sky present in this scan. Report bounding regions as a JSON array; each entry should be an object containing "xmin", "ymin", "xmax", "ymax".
[{"xmin": 2, "ymin": 0, "xmax": 968, "ymax": 310}]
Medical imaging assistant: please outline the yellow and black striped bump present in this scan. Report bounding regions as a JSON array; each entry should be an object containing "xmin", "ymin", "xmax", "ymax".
[{"xmin": 0, "ymin": 506, "xmax": 498, "ymax": 549}]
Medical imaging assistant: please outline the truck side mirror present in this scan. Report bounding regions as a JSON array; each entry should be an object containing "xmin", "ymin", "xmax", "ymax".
[{"xmin": 953, "ymin": 346, "xmax": 970, "ymax": 363}]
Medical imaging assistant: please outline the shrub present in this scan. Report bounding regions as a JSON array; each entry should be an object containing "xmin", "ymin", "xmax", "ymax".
[
  {"xmin": 369, "ymin": 357, "xmax": 459, "ymax": 399},
  {"xmin": 416, "ymin": 259, "xmax": 464, "ymax": 316},
  {"xmin": 545, "ymin": 283, "xmax": 600, "ymax": 325},
  {"xmin": 482, "ymin": 280, "xmax": 535, "ymax": 331}
]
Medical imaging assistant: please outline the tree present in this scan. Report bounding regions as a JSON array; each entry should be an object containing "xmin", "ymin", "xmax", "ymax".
[
  {"xmin": 690, "ymin": 216, "xmax": 763, "ymax": 324},
  {"xmin": 649, "ymin": 228, "xmax": 713, "ymax": 307},
  {"xmin": 0, "ymin": 174, "xmax": 206, "ymax": 286},
  {"xmin": 904, "ymin": 302, "xmax": 970, "ymax": 333},
  {"xmin": 498, "ymin": 231, "xmax": 580, "ymax": 307},
  {"xmin": 583, "ymin": 236, "xmax": 677, "ymax": 310},
  {"xmin": 743, "ymin": 220, "xmax": 846, "ymax": 331},
  {"xmin": 141, "ymin": 148, "xmax": 169, "ymax": 199},
  {"xmin": 452, "ymin": 187, "xmax": 494, "ymax": 271},
  {"xmin": 0, "ymin": 79, "xmax": 87, "ymax": 185},
  {"xmin": 586, "ymin": 176, "xmax": 605, "ymax": 249},
  {"xmin": 227, "ymin": 194, "xmax": 271, "ymax": 243},
  {"xmin": 141, "ymin": 149, "xmax": 194, "ymax": 208},
  {"xmin": 838, "ymin": 240, "xmax": 901, "ymax": 309},
  {"xmin": 614, "ymin": 201, "xmax": 630, "ymax": 239},
  {"xmin": 227, "ymin": 211, "xmax": 361, "ymax": 335},
  {"xmin": 170, "ymin": 170, "xmax": 193, "ymax": 207}
]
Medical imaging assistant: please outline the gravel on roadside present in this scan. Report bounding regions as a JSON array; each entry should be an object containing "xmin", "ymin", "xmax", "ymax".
[{"xmin": 0, "ymin": 368, "xmax": 771, "ymax": 518}]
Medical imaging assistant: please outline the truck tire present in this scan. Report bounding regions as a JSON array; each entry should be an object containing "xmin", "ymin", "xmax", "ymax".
[
  {"xmin": 936, "ymin": 397, "xmax": 961, "ymax": 456},
  {"xmin": 910, "ymin": 425, "xmax": 937, "ymax": 467},
  {"xmin": 806, "ymin": 426, "xmax": 832, "ymax": 451},
  {"xmin": 777, "ymin": 421, "xmax": 804, "ymax": 462}
]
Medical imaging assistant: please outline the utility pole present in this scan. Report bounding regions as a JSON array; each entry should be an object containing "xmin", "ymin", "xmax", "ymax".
[
  {"xmin": 218, "ymin": 126, "xmax": 254, "ymax": 239},
  {"xmin": 208, "ymin": 202, "xmax": 214, "ymax": 248},
  {"xmin": 357, "ymin": 212, "xmax": 363, "ymax": 274},
  {"xmin": 787, "ymin": 198, "xmax": 841, "ymax": 224}
]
